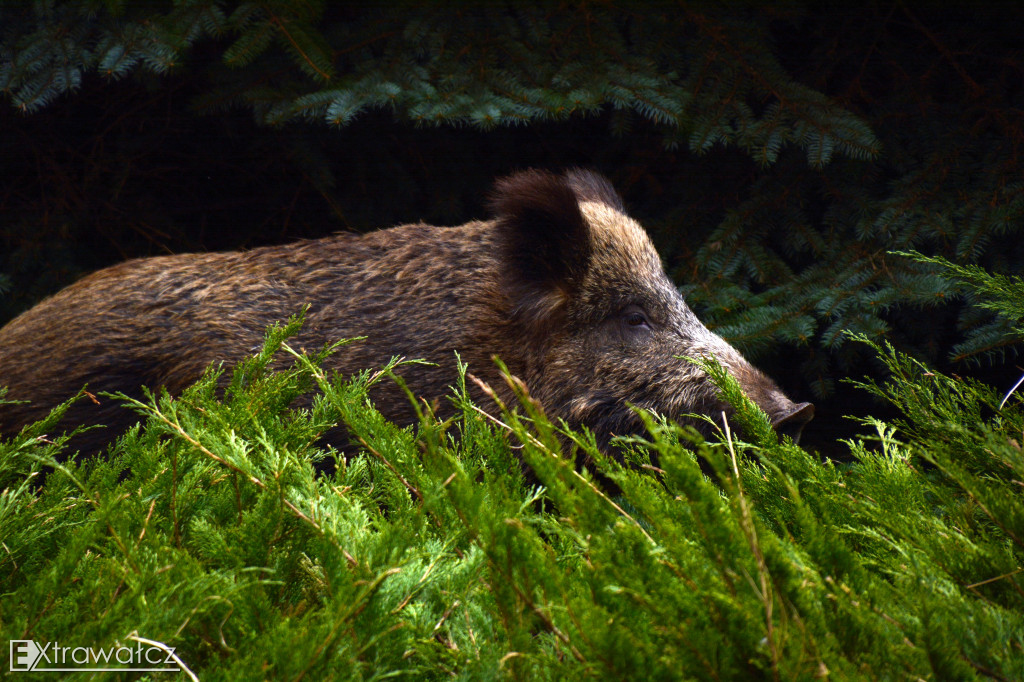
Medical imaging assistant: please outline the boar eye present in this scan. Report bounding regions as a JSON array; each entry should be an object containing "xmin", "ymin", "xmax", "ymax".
[{"xmin": 622, "ymin": 307, "xmax": 652, "ymax": 331}]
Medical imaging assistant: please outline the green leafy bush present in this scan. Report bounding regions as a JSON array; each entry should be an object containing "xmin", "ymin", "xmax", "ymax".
[{"xmin": 2, "ymin": 270, "xmax": 1023, "ymax": 679}]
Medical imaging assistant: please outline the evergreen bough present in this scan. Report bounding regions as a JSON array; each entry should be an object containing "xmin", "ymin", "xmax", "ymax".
[{"xmin": 2, "ymin": 266, "xmax": 1023, "ymax": 679}]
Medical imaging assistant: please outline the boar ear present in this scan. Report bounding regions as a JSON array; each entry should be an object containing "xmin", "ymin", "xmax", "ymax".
[
  {"xmin": 489, "ymin": 169, "xmax": 592, "ymax": 300},
  {"xmin": 563, "ymin": 168, "xmax": 625, "ymax": 212}
]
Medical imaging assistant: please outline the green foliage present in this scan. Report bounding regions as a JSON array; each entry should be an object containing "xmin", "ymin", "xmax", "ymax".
[
  {"xmin": 3, "ymin": 293, "xmax": 1024, "ymax": 678},
  {"xmin": 893, "ymin": 250, "xmax": 1024, "ymax": 364},
  {"xmin": 0, "ymin": 1, "xmax": 878, "ymax": 164}
]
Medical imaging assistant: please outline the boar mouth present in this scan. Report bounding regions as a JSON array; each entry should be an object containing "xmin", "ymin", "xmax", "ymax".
[{"xmin": 771, "ymin": 402, "xmax": 815, "ymax": 444}]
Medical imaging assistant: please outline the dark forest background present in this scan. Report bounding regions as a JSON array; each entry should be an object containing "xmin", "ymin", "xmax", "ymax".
[{"xmin": 2, "ymin": 1, "xmax": 1023, "ymax": 452}]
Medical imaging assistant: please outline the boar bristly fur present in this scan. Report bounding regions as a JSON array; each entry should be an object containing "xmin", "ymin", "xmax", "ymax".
[{"xmin": 0, "ymin": 169, "xmax": 812, "ymax": 454}]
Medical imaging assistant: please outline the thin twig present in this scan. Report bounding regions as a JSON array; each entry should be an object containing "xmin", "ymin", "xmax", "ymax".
[
  {"xmin": 466, "ymin": 402, "xmax": 656, "ymax": 546},
  {"xmin": 150, "ymin": 409, "xmax": 332, "ymax": 539},
  {"xmin": 723, "ymin": 412, "xmax": 780, "ymax": 682},
  {"xmin": 999, "ymin": 372, "xmax": 1024, "ymax": 410},
  {"xmin": 356, "ymin": 435, "xmax": 423, "ymax": 502},
  {"xmin": 126, "ymin": 633, "xmax": 199, "ymax": 682}
]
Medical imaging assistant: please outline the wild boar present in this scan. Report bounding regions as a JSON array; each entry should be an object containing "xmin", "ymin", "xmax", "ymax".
[{"xmin": 0, "ymin": 169, "xmax": 812, "ymax": 453}]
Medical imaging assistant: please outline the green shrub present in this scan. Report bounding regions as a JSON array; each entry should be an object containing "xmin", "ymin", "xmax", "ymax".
[{"xmin": 2, "ymin": 269, "xmax": 1023, "ymax": 679}]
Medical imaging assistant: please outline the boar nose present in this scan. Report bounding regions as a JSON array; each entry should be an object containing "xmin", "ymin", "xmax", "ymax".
[{"xmin": 771, "ymin": 402, "xmax": 815, "ymax": 444}]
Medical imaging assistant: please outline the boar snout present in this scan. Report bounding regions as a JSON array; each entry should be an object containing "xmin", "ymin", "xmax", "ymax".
[{"xmin": 771, "ymin": 401, "xmax": 815, "ymax": 444}]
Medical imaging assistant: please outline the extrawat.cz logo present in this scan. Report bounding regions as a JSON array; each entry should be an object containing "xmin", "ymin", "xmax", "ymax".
[{"xmin": 10, "ymin": 638, "xmax": 183, "ymax": 673}]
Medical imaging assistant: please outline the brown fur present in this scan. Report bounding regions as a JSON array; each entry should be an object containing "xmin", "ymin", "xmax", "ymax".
[{"xmin": 0, "ymin": 169, "xmax": 812, "ymax": 452}]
